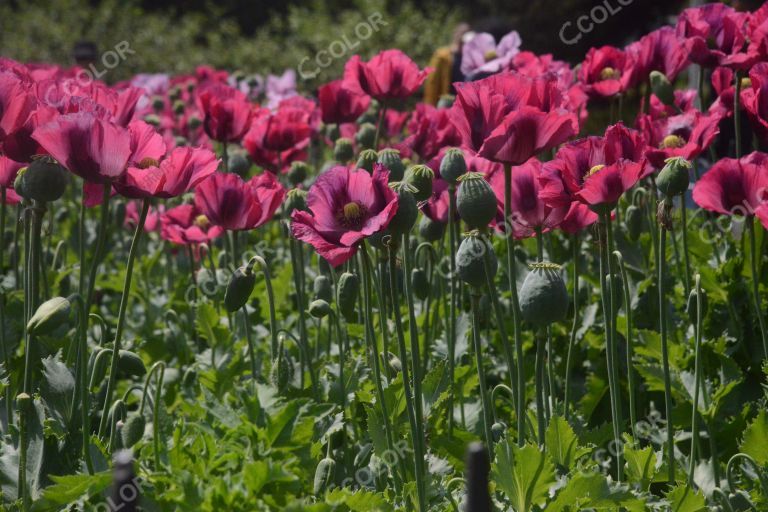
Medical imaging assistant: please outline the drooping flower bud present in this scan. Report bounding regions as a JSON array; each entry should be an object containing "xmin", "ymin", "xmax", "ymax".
[
  {"xmin": 686, "ymin": 286, "xmax": 708, "ymax": 324},
  {"xmin": 309, "ymin": 299, "xmax": 331, "ymax": 319},
  {"xmin": 27, "ymin": 296, "xmax": 71, "ymax": 336},
  {"xmin": 440, "ymin": 148, "xmax": 467, "ymax": 185},
  {"xmin": 224, "ymin": 264, "xmax": 256, "ymax": 312},
  {"xmin": 313, "ymin": 275, "xmax": 333, "ymax": 303},
  {"xmin": 457, "ymin": 173, "xmax": 497, "ymax": 229},
  {"xmin": 117, "ymin": 350, "xmax": 147, "ymax": 377},
  {"xmin": 122, "ymin": 413, "xmax": 146, "ymax": 448},
  {"xmin": 377, "ymin": 149, "xmax": 406, "ymax": 182},
  {"xmin": 313, "ymin": 457, "xmax": 336, "ymax": 495},
  {"xmin": 625, "ymin": 205, "xmax": 643, "ymax": 242},
  {"xmin": 650, "ymin": 71, "xmax": 674, "ymax": 105},
  {"xmin": 411, "ymin": 268, "xmax": 430, "ymax": 300},
  {"xmin": 270, "ymin": 339, "xmax": 294, "ymax": 392},
  {"xmin": 337, "ymin": 272, "xmax": 359, "ymax": 322},
  {"xmin": 519, "ymin": 262, "xmax": 569, "ymax": 326}
]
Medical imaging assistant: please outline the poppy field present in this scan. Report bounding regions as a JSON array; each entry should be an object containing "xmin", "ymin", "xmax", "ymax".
[{"xmin": 3, "ymin": 2, "xmax": 768, "ymax": 511}]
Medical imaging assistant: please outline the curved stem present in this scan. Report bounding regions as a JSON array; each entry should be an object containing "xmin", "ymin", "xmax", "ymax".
[
  {"xmin": 253, "ymin": 255, "xmax": 279, "ymax": 360},
  {"xmin": 97, "ymin": 198, "xmax": 149, "ymax": 438},
  {"xmin": 470, "ymin": 291, "xmax": 494, "ymax": 457},
  {"xmin": 614, "ymin": 250, "xmax": 637, "ymax": 439}
]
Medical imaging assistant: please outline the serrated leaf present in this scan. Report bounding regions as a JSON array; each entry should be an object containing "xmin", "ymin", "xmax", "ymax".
[
  {"xmin": 325, "ymin": 487, "xmax": 392, "ymax": 511},
  {"xmin": 740, "ymin": 410, "xmax": 768, "ymax": 465},
  {"xmin": 665, "ymin": 484, "xmax": 707, "ymax": 512},
  {"xmin": 548, "ymin": 472, "xmax": 646, "ymax": 512},
  {"xmin": 546, "ymin": 415, "xmax": 588, "ymax": 470},
  {"xmin": 623, "ymin": 442, "xmax": 658, "ymax": 491},
  {"xmin": 492, "ymin": 440, "xmax": 555, "ymax": 512},
  {"xmin": 30, "ymin": 471, "xmax": 111, "ymax": 511},
  {"xmin": 0, "ymin": 398, "xmax": 46, "ymax": 500}
]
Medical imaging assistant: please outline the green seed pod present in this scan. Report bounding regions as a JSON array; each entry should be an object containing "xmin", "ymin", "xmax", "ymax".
[
  {"xmin": 27, "ymin": 296, "xmax": 71, "ymax": 336},
  {"xmin": 224, "ymin": 265, "xmax": 256, "ymax": 312},
  {"xmin": 151, "ymin": 96, "xmax": 165, "ymax": 112},
  {"xmin": 356, "ymin": 123, "xmax": 377, "ymax": 150},
  {"xmin": 686, "ymin": 287, "xmax": 708, "ymax": 324},
  {"xmin": 457, "ymin": 173, "xmax": 497, "ymax": 229},
  {"xmin": 13, "ymin": 167, "xmax": 27, "ymax": 199},
  {"xmin": 337, "ymin": 272, "xmax": 360, "ymax": 321},
  {"xmin": 333, "ymin": 138, "xmax": 355, "ymax": 163},
  {"xmin": 439, "ymin": 148, "xmax": 467, "ymax": 185},
  {"xmin": 117, "ymin": 350, "xmax": 147, "ymax": 377},
  {"xmin": 121, "ymin": 413, "xmax": 146, "ymax": 448},
  {"xmin": 284, "ymin": 188, "xmax": 308, "ymax": 214},
  {"xmin": 437, "ymin": 94, "xmax": 455, "ymax": 109},
  {"xmin": 228, "ymin": 152, "xmax": 251, "ymax": 176},
  {"xmin": 519, "ymin": 263, "xmax": 569, "ymax": 326},
  {"xmin": 405, "ymin": 164, "xmax": 434, "ymax": 201},
  {"xmin": 313, "ymin": 457, "xmax": 336, "ymax": 495},
  {"xmin": 411, "ymin": 268, "xmax": 430, "ymax": 300},
  {"xmin": 356, "ymin": 149, "xmax": 378, "ymax": 173},
  {"xmin": 386, "ymin": 182, "xmax": 419, "ymax": 235},
  {"xmin": 270, "ymin": 340, "xmax": 293, "ymax": 392},
  {"xmin": 419, "ymin": 215, "xmax": 446, "ymax": 242},
  {"xmin": 143, "ymin": 114, "xmax": 161, "ymax": 127},
  {"xmin": 187, "ymin": 115, "xmax": 202, "ymax": 131},
  {"xmin": 313, "ymin": 275, "xmax": 333, "ymax": 302},
  {"xmin": 20, "ymin": 157, "xmax": 69, "ymax": 203},
  {"xmin": 650, "ymin": 71, "xmax": 674, "ymax": 106},
  {"xmin": 625, "ymin": 205, "xmax": 643, "ymax": 242},
  {"xmin": 309, "ymin": 299, "xmax": 331, "ymax": 319},
  {"xmin": 491, "ymin": 421, "xmax": 506, "ymax": 442},
  {"xmin": 377, "ymin": 149, "xmax": 406, "ymax": 181},
  {"xmin": 168, "ymin": 86, "xmax": 182, "ymax": 102},
  {"xmin": 387, "ymin": 352, "xmax": 402, "ymax": 374},
  {"xmin": 174, "ymin": 136, "xmax": 188, "ymax": 147},
  {"xmin": 288, "ymin": 161, "xmax": 310, "ymax": 186},
  {"xmin": 656, "ymin": 157, "xmax": 691, "ymax": 198},
  {"xmin": 456, "ymin": 234, "xmax": 497, "ymax": 288},
  {"xmin": 324, "ymin": 123, "xmax": 340, "ymax": 142},
  {"xmin": 172, "ymin": 99, "xmax": 186, "ymax": 116}
]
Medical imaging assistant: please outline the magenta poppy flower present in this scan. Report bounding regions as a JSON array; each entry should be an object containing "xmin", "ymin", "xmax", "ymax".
[
  {"xmin": 291, "ymin": 164, "xmax": 399, "ymax": 267},
  {"xmin": 1, "ymin": 187, "xmax": 20, "ymax": 205},
  {"xmin": 421, "ymin": 177, "xmax": 451, "ymax": 224},
  {"xmin": 461, "ymin": 31, "xmax": 522, "ymax": 79},
  {"xmin": 638, "ymin": 109, "xmax": 722, "ymax": 169},
  {"xmin": 343, "ymin": 49, "xmax": 432, "ymax": 101},
  {"xmin": 403, "ymin": 103, "xmax": 461, "ymax": 161},
  {"xmin": 488, "ymin": 157, "xmax": 568, "ymax": 238},
  {"xmin": 692, "ymin": 154, "xmax": 768, "ymax": 216},
  {"xmin": 559, "ymin": 202, "xmax": 598, "ymax": 234},
  {"xmin": 0, "ymin": 70, "xmax": 36, "ymax": 145},
  {"xmin": 579, "ymin": 46, "xmax": 632, "ymax": 98},
  {"xmin": 0, "ymin": 154, "xmax": 23, "ymax": 189},
  {"xmin": 125, "ymin": 201, "xmax": 164, "ymax": 232},
  {"xmin": 195, "ymin": 83, "xmax": 253, "ymax": 143},
  {"xmin": 574, "ymin": 159, "xmax": 645, "ymax": 211},
  {"xmin": 741, "ymin": 63, "xmax": 768, "ymax": 142},
  {"xmin": 319, "ymin": 79, "xmax": 371, "ymax": 125},
  {"xmin": 115, "ymin": 146, "xmax": 218, "ymax": 199},
  {"xmin": 757, "ymin": 204, "xmax": 768, "ymax": 231},
  {"xmin": 161, "ymin": 203, "xmax": 224, "ymax": 245},
  {"xmin": 32, "ymin": 111, "xmax": 133, "ymax": 183},
  {"xmin": 676, "ymin": 3, "xmax": 753, "ymax": 69},
  {"xmin": 624, "ymin": 27, "xmax": 690, "ymax": 86},
  {"xmin": 243, "ymin": 105, "xmax": 311, "ymax": 154},
  {"xmin": 195, "ymin": 171, "xmax": 285, "ymax": 231}
]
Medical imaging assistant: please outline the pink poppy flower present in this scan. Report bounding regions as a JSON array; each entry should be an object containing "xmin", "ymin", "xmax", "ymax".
[
  {"xmin": 638, "ymin": 109, "xmax": 722, "ymax": 169},
  {"xmin": 194, "ymin": 171, "xmax": 284, "ymax": 231},
  {"xmin": 343, "ymin": 49, "xmax": 432, "ymax": 101},
  {"xmin": 578, "ymin": 45, "xmax": 633, "ymax": 98},
  {"xmin": 692, "ymin": 154, "xmax": 768, "ymax": 216},
  {"xmin": 195, "ymin": 83, "xmax": 253, "ymax": 143},
  {"xmin": 160, "ymin": 203, "xmax": 224, "ymax": 245},
  {"xmin": 290, "ymin": 164, "xmax": 399, "ymax": 267},
  {"xmin": 318, "ymin": 79, "xmax": 371, "ymax": 125},
  {"xmin": 461, "ymin": 31, "xmax": 522, "ymax": 79}
]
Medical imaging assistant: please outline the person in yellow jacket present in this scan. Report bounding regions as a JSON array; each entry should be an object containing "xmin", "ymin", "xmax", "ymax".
[{"xmin": 423, "ymin": 23, "xmax": 471, "ymax": 105}]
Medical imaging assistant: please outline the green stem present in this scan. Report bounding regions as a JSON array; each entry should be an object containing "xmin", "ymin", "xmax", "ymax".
[
  {"xmin": 535, "ymin": 331, "xmax": 546, "ymax": 447},
  {"xmin": 23, "ymin": 202, "xmax": 45, "ymax": 393},
  {"xmin": 503, "ymin": 163, "xmax": 525, "ymax": 447},
  {"xmin": 681, "ymin": 196, "xmax": 692, "ymax": 296},
  {"xmin": 17, "ymin": 397, "xmax": 29, "ymax": 511},
  {"xmin": 470, "ymin": 291, "xmax": 494, "ymax": 457},
  {"xmin": 614, "ymin": 250, "xmax": 637, "ymax": 440},
  {"xmin": 447, "ymin": 185, "xmax": 458, "ymax": 435},
  {"xmin": 734, "ymin": 71, "xmax": 743, "ymax": 158},
  {"xmin": 97, "ymin": 198, "xmax": 149, "ymax": 438},
  {"xmin": 0, "ymin": 190, "xmax": 11, "ymax": 425},
  {"xmin": 387, "ymin": 239, "xmax": 427, "ymax": 511},
  {"xmin": 659, "ymin": 224, "xmax": 676, "ymax": 484},
  {"xmin": 747, "ymin": 219, "xmax": 768, "ymax": 359},
  {"xmin": 253, "ymin": 256, "xmax": 279, "ymax": 360},
  {"xmin": 564, "ymin": 234, "xmax": 579, "ymax": 422},
  {"xmin": 85, "ymin": 185, "xmax": 112, "ymax": 313},
  {"xmin": 689, "ymin": 275, "xmax": 703, "ymax": 487}
]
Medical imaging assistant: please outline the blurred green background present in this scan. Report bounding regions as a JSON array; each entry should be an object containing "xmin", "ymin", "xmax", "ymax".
[{"xmin": 0, "ymin": 0, "xmax": 760, "ymax": 88}]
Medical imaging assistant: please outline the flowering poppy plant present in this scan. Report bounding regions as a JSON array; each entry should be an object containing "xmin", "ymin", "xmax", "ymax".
[
  {"xmin": 160, "ymin": 203, "xmax": 224, "ymax": 245},
  {"xmin": 638, "ymin": 109, "xmax": 721, "ymax": 169},
  {"xmin": 574, "ymin": 159, "xmax": 645, "ymax": 212},
  {"xmin": 318, "ymin": 79, "xmax": 371, "ymax": 125},
  {"xmin": 461, "ymin": 30, "xmax": 522, "ymax": 79},
  {"xmin": 676, "ymin": 3, "xmax": 753, "ymax": 70},
  {"xmin": 195, "ymin": 83, "xmax": 253, "ymax": 143},
  {"xmin": 290, "ymin": 164, "xmax": 399, "ymax": 266},
  {"xmin": 343, "ymin": 49, "xmax": 432, "ymax": 101},
  {"xmin": 578, "ymin": 45, "xmax": 632, "ymax": 98}
]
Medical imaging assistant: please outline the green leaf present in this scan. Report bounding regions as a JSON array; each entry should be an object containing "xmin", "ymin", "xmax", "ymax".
[
  {"xmin": 546, "ymin": 415, "xmax": 588, "ymax": 471},
  {"xmin": 548, "ymin": 472, "xmax": 646, "ymax": 512},
  {"xmin": 325, "ymin": 488, "xmax": 392, "ymax": 511},
  {"xmin": 623, "ymin": 441, "xmax": 658, "ymax": 491},
  {"xmin": 740, "ymin": 410, "xmax": 768, "ymax": 465},
  {"xmin": 31, "ymin": 471, "xmax": 111, "ymax": 511},
  {"xmin": 492, "ymin": 440, "xmax": 555, "ymax": 512},
  {"xmin": 0, "ymin": 398, "xmax": 46, "ymax": 500},
  {"xmin": 665, "ymin": 484, "xmax": 707, "ymax": 512}
]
